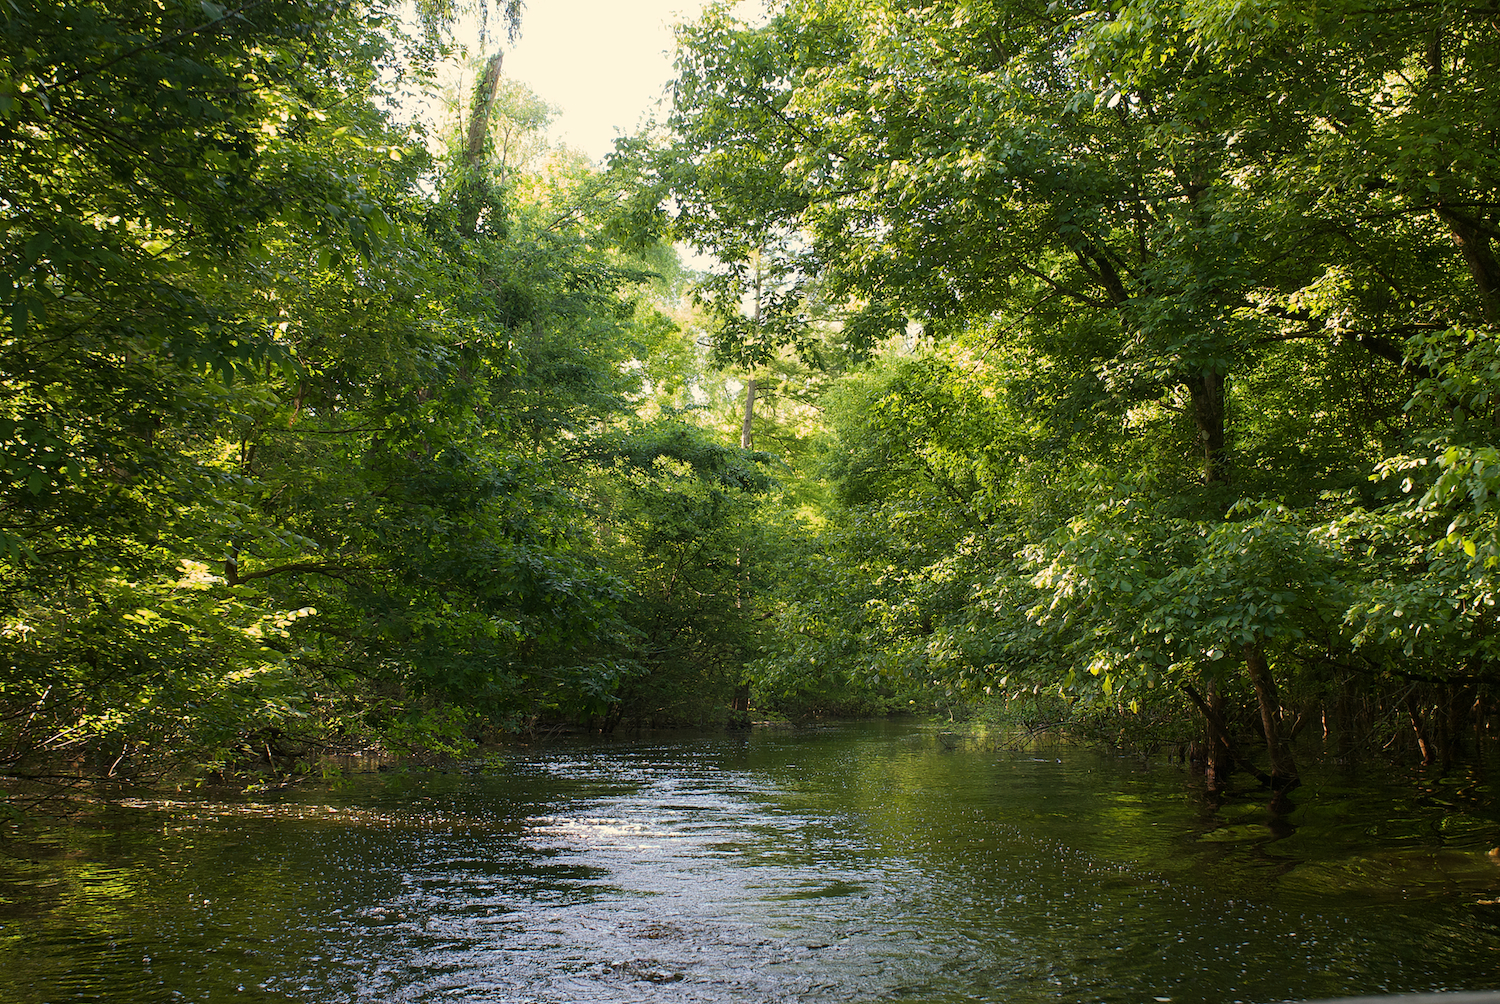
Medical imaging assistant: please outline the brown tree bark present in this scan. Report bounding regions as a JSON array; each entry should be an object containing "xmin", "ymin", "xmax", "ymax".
[
  {"xmin": 1421, "ymin": 23, "xmax": 1500, "ymax": 324},
  {"xmin": 1438, "ymin": 207, "xmax": 1500, "ymax": 325},
  {"xmin": 1203, "ymin": 678, "xmax": 1232, "ymax": 788},
  {"xmin": 1440, "ymin": 682, "xmax": 1474, "ymax": 766},
  {"xmin": 1405, "ymin": 691, "xmax": 1437, "ymax": 766},
  {"xmin": 1181, "ymin": 680, "xmax": 1275, "ymax": 789},
  {"xmin": 1244, "ymin": 642, "xmax": 1299, "ymax": 790},
  {"xmin": 1187, "ymin": 369, "xmax": 1229, "ymax": 485}
]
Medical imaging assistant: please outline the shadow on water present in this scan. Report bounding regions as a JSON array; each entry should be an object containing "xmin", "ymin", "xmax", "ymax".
[{"xmin": 3, "ymin": 721, "xmax": 1500, "ymax": 1003}]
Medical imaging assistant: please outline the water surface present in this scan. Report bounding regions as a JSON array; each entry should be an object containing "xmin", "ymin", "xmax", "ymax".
[{"xmin": 4, "ymin": 721, "xmax": 1500, "ymax": 1003}]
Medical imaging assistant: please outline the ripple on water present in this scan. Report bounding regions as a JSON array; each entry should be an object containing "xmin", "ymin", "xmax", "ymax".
[{"xmin": 6, "ymin": 726, "xmax": 1500, "ymax": 1003}]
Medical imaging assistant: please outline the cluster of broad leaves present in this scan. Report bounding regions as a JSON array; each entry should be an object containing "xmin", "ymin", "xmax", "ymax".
[
  {"xmin": 633, "ymin": 0, "xmax": 1500, "ymax": 757},
  {"xmin": 0, "ymin": 0, "xmax": 776, "ymax": 782}
]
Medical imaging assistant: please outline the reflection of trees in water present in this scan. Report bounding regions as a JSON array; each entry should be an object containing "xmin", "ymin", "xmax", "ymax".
[{"xmin": 6, "ymin": 726, "xmax": 1500, "ymax": 1002}]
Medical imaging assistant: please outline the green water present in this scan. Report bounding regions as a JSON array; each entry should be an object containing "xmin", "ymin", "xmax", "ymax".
[{"xmin": 4, "ymin": 721, "xmax": 1500, "ymax": 1003}]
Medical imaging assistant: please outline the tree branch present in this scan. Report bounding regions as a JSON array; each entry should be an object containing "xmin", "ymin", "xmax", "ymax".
[
  {"xmin": 45, "ymin": 0, "xmax": 276, "ymax": 91},
  {"xmin": 1180, "ymin": 681, "xmax": 1276, "ymax": 787},
  {"xmin": 226, "ymin": 561, "xmax": 362, "ymax": 586}
]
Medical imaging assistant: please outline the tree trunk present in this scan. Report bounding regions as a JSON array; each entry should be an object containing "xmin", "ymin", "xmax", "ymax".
[
  {"xmin": 1187, "ymin": 369, "xmax": 1229, "ymax": 485},
  {"xmin": 1422, "ymin": 25, "xmax": 1500, "ymax": 324},
  {"xmin": 1438, "ymin": 208, "xmax": 1500, "ymax": 324},
  {"xmin": 721, "ymin": 680, "xmax": 753, "ymax": 730},
  {"xmin": 457, "ymin": 52, "xmax": 504, "ymax": 236},
  {"xmin": 465, "ymin": 53, "xmax": 505, "ymax": 168},
  {"xmin": 1180, "ymin": 680, "xmax": 1275, "ymax": 789},
  {"xmin": 1440, "ymin": 682, "xmax": 1473, "ymax": 766},
  {"xmin": 740, "ymin": 376, "xmax": 756, "ymax": 451},
  {"xmin": 1405, "ymin": 691, "xmax": 1437, "ymax": 765},
  {"xmin": 1203, "ymin": 678, "xmax": 1232, "ymax": 788},
  {"xmin": 1244, "ymin": 642, "xmax": 1299, "ymax": 790}
]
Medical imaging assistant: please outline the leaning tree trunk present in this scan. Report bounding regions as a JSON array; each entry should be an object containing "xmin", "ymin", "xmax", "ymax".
[
  {"xmin": 465, "ymin": 53, "xmax": 505, "ymax": 167},
  {"xmin": 1404, "ymin": 690, "xmax": 1437, "ymax": 766},
  {"xmin": 1422, "ymin": 27, "xmax": 1500, "ymax": 325},
  {"xmin": 456, "ymin": 52, "xmax": 505, "ymax": 236},
  {"xmin": 1244, "ymin": 641, "xmax": 1299, "ymax": 790}
]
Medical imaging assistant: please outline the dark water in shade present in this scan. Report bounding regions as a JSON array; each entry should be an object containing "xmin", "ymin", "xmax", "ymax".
[{"xmin": 4, "ymin": 720, "xmax": 1500, "ymax": 1004}]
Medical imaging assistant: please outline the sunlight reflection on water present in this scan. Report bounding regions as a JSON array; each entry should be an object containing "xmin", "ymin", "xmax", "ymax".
[{"xmin": 5, "ymin": 722, "xmax": 1500, "ymax": 1003}]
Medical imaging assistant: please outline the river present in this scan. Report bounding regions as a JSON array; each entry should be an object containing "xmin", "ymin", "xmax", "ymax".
[{"xmin": 4, "ymin": 720, "xmax": 1500, "ymax": 1003}]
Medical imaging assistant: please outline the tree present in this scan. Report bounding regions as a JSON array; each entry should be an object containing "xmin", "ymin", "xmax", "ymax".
[
  {"xmin": 1, "ymin": 0, "xmax": 742, "ymax": 779},
  {"xmin": 646, "ymin": 0, "xmax": 1500, "ymax": 777},
  {"xmin": 0, "ymin": 0, "xmax": 430, "ymax": 778}
]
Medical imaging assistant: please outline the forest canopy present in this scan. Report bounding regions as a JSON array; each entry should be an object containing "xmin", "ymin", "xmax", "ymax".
[
  {"xmin": 626, "ymin": 0, "xmax": 1500, "ymax": 788},
  {"xmin": 3, "ymin": 0, "xmax": 1499, "ymax": 792},
  {"xmin": 0, "ymin": 0, "xmax": 782, "ymax": 786}
]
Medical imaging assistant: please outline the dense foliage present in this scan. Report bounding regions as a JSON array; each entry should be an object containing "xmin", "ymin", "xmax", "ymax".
[
  {"xmin": 0, "ymin": 0, "xmax": 779, "ymax": 789},
  {"xmin": 5, "ymin": 0, "xmax": 1499, "ymax": 794},
  {"xmin": 629, "ymin": 0, "xmax": 1500, "ymax": 787}
]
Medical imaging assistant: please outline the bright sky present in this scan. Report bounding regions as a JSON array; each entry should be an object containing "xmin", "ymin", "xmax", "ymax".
[{"xmin": 498, "ymin": 0, "xmax": 714, "ymax": 163}]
